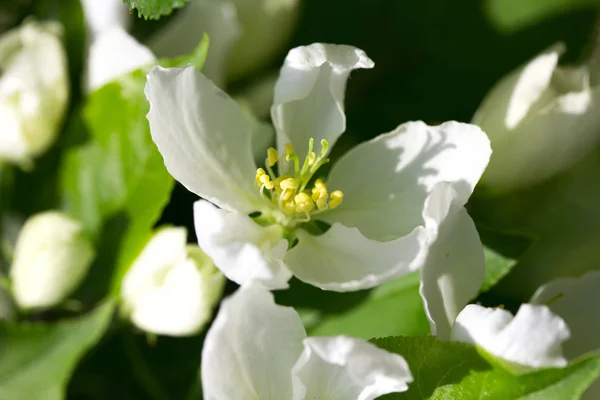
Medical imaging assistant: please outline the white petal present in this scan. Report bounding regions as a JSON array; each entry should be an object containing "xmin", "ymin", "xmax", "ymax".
[
  {"xmin": 81, "ymin": 0, "xmax": 131, "ymax": 39},
  {"xmin": 202, "ymin": 284, "xmax": 305, "ymax": 400},
  {"xmin": 284, "ymin": 223, "xmax": 426, "ymax": 292},
  {"xmin": 531, "ymin": 270, "xmax": 600, "ymax": 359},
  {"xmin": 194, "ymin": 200, "xmax": 292, "ymax": 289},
  {"xmin": 291, "ymin": 336, "xmax": 413, "ymax": 400},
  {"xmin": 86, "ymin": 27, "xmax": 156, "ymax": 92},
  {"xmin": 420, "ymin": 182, "xmax": 486, "ymax": 340},
  {"xmin": 451, "ymin": 304, "xmax": 570, "ymax": 371},
  {"xmin": 145, "ymin": 66, "xmax": 263, "ymax": 213},
  {"xmin": 322, "ymin": 121, "xmax": 491, "ymax": 241},
  {"xmin": 271, "ymin": 43, "xmax": 373, "ymax": 168},
  {"xmin": 147, "ymin": 0, "xmax": 240, "ymax": 88}
]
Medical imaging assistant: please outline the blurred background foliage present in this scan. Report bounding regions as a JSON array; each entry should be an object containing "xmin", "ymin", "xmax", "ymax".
[{"xmin": 1, "ymin": 0, "xmax": 599, "ymax": 398}]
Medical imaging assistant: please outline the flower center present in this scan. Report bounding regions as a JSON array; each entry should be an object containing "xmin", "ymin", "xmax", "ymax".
[{"xmin": 255, "ymin": 138, "xmax": 343, "ymax": 225}]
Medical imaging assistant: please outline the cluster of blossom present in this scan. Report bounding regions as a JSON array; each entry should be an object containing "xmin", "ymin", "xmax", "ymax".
[{"xmin": 1, "ymin": 0, "xmax": 599, "ymax": 398}]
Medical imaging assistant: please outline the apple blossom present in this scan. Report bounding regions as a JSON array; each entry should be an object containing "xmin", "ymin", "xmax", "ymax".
[{"xmin": 145, "ymin": 43, "xmax": 491, "ymax": 338}]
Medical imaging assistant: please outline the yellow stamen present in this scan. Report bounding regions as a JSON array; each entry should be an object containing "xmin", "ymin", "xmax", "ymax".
[
  {"xmin": 255, "ymin": 168, "xmax": 266, "ymax": 185},
  {"xmin": 279, "ymin": 178, "xmax": 298, "ymax": 190},
  {"xmin": 264, "ymin": 181, "xmax": 275, "ymax": 190},
  {"xmin": 283, "ymin": 200, "xmax": 296, "ymax": 214},
  {"xmin": 255, "ymin": 139, "xmax": 345, "ymax": 222},
  {"xmin": 294, "ymin": 192, "xmax": 314, "ymax": 213},
  {"xmin": 281, "ymin": 189, "xmax": 294, "ymax": 201},
  {"xmin": 259, "ymin": 174, "xmax": 270, "ymax": 184},
  {"xmin": 267, "ymin": 148, "xmax": 278, "ymax": 167},
  {"xmin": 328, "ymin": 190, "xmax": 344, "ymax": 209}
]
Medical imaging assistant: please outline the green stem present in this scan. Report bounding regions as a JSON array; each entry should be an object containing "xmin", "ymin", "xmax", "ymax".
[{"xmin": 122, "ymin": 332, "xmax": 171, "ymax": 400}]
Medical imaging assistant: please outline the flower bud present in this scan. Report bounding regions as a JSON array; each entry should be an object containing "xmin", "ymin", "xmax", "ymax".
[
  {"xmin": 0, "ymin": 20, "xmax": 69, "ymax": 167},
  {"xmin": 81, "ymin": 0, "xmax": 131, "ymax": 41},
  {"xmin": 10, "ymin": 211, "xmax": 95, "ymax": 310},
  {"xmin": 147, "ymin": 0, "xmax": 300, "ymax": 86},
  {"xmin": 85, "ymin": 27, "xmax": 156, "ymax": 92},
  {"xmin": 473, "ymin": 44, "xmax": 600, "ymax": 193},
  {"xmin": 120, "ymin": 227, "xmax": 225, "ymax": 336}
]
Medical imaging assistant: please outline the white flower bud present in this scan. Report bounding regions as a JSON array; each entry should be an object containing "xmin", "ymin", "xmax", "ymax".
[
  {"xmin": 473, "ymin": 44, "xmax": 600, "ymax": 192},
  {"xmin": 80, "ymin": 0, "xmax": 131, "ymax": 41},
  {"xmin": 86, "ymin": 27, "xmax": 156, "ymax": 92},
  {"xmin": 0, "ymin": 20, "xmax": 69, "ymax": 167},
  {"xmin": 147, "ymin": 0, "xmax": 300, "ymax": 86},
  {"xmin": 120, "ymin": 227, "xmax": 225, "ymax": 337},
  {"xmin": 10, "ymin": 211, "xmax": 95, "ymax": 310}
]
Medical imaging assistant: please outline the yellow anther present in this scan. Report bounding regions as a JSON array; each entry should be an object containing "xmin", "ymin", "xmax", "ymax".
[
  {"xmin": 267, "ymin": 148, "xmax": 278, "ymax": 167},
  {"xmin": 279, "ymin": 178, "xmax": 298, "ymax": 190},
  {"xmin": 281, "ymin": 189, "xmax": 294, "ymax": 201},
  {"xmin": 256, "ymin": 168, "xmax": 267, "ymax": 184},
  {"xmin": 284, "ymin": 143, "xmax": 295, "ymax": 156},
  {"xmin": 294, "ymin": 192, "xmax": 314, "ymax": 213},
  {"xmin": 311, "ymin": 186, "xmax": 326, "ymax": 202},
  {"xmin": 316, "ymin": 193, "xmax": 328, "ymax": 210},
  {"xmin": 328, "ymin": 190, "xmax": 344, "ymax": 209},
  {"xmin": 283, "ymin": 200, "xmax": 296, "ymax": 214},
  {"xmin": 264, "ymin": 180, "xmax": 275, "ymax": 190},
  {"xmin": 253, "ymin": 138, "xmax": 346, "ymax": 219}
]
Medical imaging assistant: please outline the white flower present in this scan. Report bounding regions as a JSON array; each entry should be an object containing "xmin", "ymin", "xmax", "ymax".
[
  {"xmin": 10, "ymin": 211, "xmax": 95, "ymax": 310},
  {"xmin": 473, "ymin": 44, "xmax": 600, "ymax": 192},
  {"xmin": 85, "ymin": 26, "xmax": 156, "ymax": 92},
  {"xmin": 0, "ymin": 20, "xmax": 69, "ymax": 167},
  {"xmin": 146, "ymin": 0, "xmax": 300, "ymax": 86},
  {"xmin": 202, "ymin": 284, "xmax": 413, "ymax": 400},
  {"xmin": 120, "ymin": 227, "xmax": 225, "ymax": 336},
  {"xmin": 145, "ymin": 43, "xmax": 491, "ymax": 337},
  {"xmin": 450, "ymin": 303, "xmax": 570, "ymax": 372}
]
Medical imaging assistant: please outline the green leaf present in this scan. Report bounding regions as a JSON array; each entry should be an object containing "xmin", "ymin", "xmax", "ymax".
[
  {"xmin": 373, "ymin": 336, "xmax": 600, "ymax": 399},
  {"xmin": 484, "ymin": 0, "xmax": 596, "ymax": 33},
  {"xmin": 479, "ymin": 229, "xmax": 534, "ymax": 293},
  {"xmin": 309, "ymin": 272, "xmax": 430, "ymax": 339},
  {"xmin": 0, "ymin": 302, "xmax": 115, "ymax": 400},
  {"xmin": 124, "ymin": 0, "xmax": 188, "ymax": 20},
  {"xmin": 59, "ymin": 37, "xmax": 209, "ymax": 301}
]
